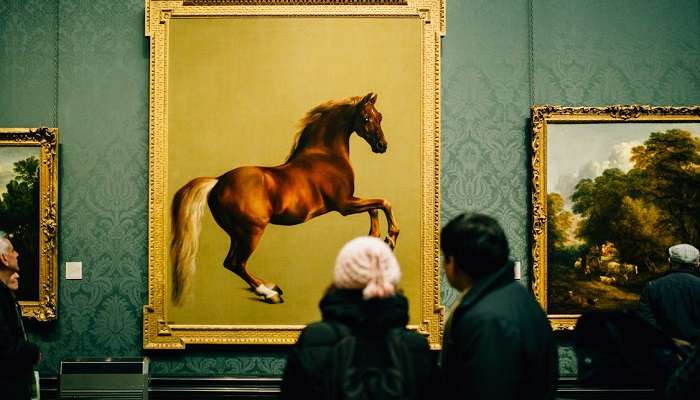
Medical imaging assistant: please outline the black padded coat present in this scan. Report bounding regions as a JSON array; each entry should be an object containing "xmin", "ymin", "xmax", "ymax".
[
  {"xmin": 638, "ymin": 267, "xmax": 700, "ymax": 343},
  {"xmin": 280, "ymin": 289, "xmax": 436, "ymax": 400},
  {"xmin": 0, "ymin": 282, "xmax": 39, "ymax": 400},
  {"xmin": 440, "ymin": 262, "xmax": 559, "ymax": 400}
]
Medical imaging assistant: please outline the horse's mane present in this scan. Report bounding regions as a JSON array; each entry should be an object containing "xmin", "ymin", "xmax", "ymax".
[{"xmin": 285, "ymin": 96, "xmax": 362, "ymax": 162}]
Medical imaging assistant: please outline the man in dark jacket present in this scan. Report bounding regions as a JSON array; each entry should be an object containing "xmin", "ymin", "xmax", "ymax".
[
  {"xmin": 0, "ymin": 230, "xmax": 41, "ymax": 400},
  {"xmin": 440, "ymin": 213, "xmax": 558, "ymax": 399},
  {"xmin": 639, "ymin": 243, "xmax": 700, "ymax": 344}
]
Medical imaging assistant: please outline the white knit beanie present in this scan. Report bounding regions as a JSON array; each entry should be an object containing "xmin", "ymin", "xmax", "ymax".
[{"xmin": 333, "ymin": 236, "xmax": 401, "ymax": 299}]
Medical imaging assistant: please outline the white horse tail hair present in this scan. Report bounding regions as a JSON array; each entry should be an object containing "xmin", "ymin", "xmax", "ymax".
[{"xmin": 170, "ymin": 177, "xmax": 218, "ymax": 305}]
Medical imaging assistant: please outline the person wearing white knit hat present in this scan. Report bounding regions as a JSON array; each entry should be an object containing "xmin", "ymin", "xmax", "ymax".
[
  {"xmin": 333, "ymin": 236, "xmax": 401, "ymax": 299},
  {"xmin": 281, "ymin": 236, "xmax": 435, "ymax": 400}
]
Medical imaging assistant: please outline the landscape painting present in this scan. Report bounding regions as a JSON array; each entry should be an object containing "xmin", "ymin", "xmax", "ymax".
[
  {"xmin": 530, "ymin": 106, "xmax": 700, "ymax": 329},
  {"xmin": 0, "ymin": 127, "xmax": 58, "ymax": 321},
  {"xmin": 0, "ymin": 146, "xmax": 40, "ymax": 301}
]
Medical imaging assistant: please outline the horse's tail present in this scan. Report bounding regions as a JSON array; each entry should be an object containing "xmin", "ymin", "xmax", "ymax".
[{"xmin": 170, "ymin": 177, "xmax": 218, "ymax": 305}]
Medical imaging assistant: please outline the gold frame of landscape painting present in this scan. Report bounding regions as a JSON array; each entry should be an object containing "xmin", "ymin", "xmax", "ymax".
[
  {"xmin": 0, "ymin": 128, "xmax": 58, "ymax": 321},
  {"xmin": 143, "ymin": 0, "xmax": 445, "ymax": 348},
  {"xmin": 531, "ymin": 105, "xmax": 700, "ymax": 330}
]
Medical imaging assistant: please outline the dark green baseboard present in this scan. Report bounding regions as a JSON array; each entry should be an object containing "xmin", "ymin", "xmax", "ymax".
[{"xmin": 41, "ymin": 376, "xmax": 655, "ymax": 399}]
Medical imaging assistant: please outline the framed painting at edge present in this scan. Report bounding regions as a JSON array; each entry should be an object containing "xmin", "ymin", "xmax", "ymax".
[
  {"xmin": 0, "ymin": 127, "xmax": 58, "ymax": 321},
  {"xmin": 530, "ymin": 105, "xmax": 700, "ymax": 330},
  {"xmin": 143, "ymin": 0, "xmax": 445, "ymax": 348}
]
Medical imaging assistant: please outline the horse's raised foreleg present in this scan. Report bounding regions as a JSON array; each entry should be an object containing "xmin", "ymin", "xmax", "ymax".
[
  {"xmin": 223, "ymin": 229, "xmax": 283, "ymax": 304},
  {"xmin": 368, "ymin": 209, "xmax": 380, "ymax": 237},
  {"xmin": 338, "ymin": 197, "xmax": 399, "ymax": 249}
]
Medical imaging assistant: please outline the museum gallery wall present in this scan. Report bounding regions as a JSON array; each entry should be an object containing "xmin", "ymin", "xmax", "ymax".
[{"xmin": 1, "ymin": 0, "xmax": 699, "ymax": 377}]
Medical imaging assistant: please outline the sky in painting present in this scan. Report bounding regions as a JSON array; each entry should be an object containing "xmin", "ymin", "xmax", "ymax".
[
  {"xmin": 0, "ymin": 147, "xmax": 39, "ymax": 196},
  {"xmin": 547, "ymin": 122, "xmax": 700, "ymax": 207}
]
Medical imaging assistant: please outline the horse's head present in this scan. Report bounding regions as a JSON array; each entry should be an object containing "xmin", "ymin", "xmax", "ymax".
[{"xmin": 353, "ymin": 93, "xmax": 387, "ymax": 153}]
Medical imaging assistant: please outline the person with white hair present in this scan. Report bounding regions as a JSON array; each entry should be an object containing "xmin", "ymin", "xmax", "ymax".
[
  {"xmin": 639, "ymin": 243, "xmax": 700, "ymax": 344},
  {"xmin": 281, "ymin": 236, "xmax": 434, "ymax": 400},
  {"xmin": 0, "ymin": 230, "xmax": 41, "ymax": 400}
]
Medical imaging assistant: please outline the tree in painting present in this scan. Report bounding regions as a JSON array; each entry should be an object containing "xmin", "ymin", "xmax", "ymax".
[
  {"xmin": 631, "ymin": 130, "xmax": 700, "ymax": 244},
  {"xmin": 548, "ymin": 129, "xmax": 699, "ymax": 313}
]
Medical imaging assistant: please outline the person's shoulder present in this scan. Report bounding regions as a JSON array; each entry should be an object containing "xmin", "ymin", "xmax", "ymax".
[
  {"xmin": 0, "ymin": 282, "xmax": 11, "ymax": 295},
  {"xmin": 471, "ymin": 280, "xmax": 531, "ymax": 312},
  {"xmin": 498, "ymin": 279, "xmax": 532, "ymax": 296},
  {"xmin": 297, "ymin": 321, "xmax": 346, "ymax": 347},
  {"xmin": 394, "ymin": 329, "xmax": 429, "ymax": 351},
  {"xmin": 675, "ymin": 270, "xmax": 700, "ymax": 280},
  {"xmin": 652, "ymin": 271, "xmax": 700, "ymax": 285},
  {"xmin": 0, "ymin": 284, "xmax": 13, "ymax": 306},
  {"xmin": 454, "ymin": 304, "xmax": 516, "ymax": 333},
  {"xmin": 455, "ymin": 286, "xmax": 537, "ymax": 333}
]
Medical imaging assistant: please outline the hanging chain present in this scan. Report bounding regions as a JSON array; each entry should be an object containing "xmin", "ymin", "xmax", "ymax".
[
  {"xmin": 52, "ymin": 0, "xmax": 59, "ymax": 128},
  {"xmin": 528, "ymin": 0, "xmax": 535, "ymax": 106}
]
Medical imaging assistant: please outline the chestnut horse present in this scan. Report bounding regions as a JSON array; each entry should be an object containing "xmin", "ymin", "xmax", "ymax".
[{"xmin": 170, "ymin": 93, "xmax": 399, "ymax": 304}]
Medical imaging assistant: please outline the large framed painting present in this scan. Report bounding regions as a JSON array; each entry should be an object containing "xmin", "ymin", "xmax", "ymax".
[
  {"xmin": 143, "ymin": 0, "xmax": 445, "ymax": 348},
  {"xmin": 531, "ymin": 105, "xmax": 700, "ymax": 329},
  {"xmin": 0, "ymin": 128, "xmax": 58, "ymax": 321}
]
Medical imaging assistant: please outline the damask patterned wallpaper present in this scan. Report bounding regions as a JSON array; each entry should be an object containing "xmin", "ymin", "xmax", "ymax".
[{"xmin": 1, "ymin": 0, "xmax": 698, "ymax": 377}]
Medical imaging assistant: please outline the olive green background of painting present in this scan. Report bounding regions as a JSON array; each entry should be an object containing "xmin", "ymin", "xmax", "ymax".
[
  {"xmin": 1, "ymin": 0, "xmax": 699, "ymax": 377},
  {"xmin": 167, "ymin": 17, "xmax": 422, "ymax": 325}
]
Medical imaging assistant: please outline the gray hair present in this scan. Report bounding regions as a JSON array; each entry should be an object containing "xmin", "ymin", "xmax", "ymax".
[{"xmin": 0, "ymin": 231, "xmax": 10, "ymax": 256}]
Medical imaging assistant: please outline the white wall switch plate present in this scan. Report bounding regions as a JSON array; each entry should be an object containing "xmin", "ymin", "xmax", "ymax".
[{"xmin": 66, "ymin": 262, "xmax": 83, "ymax": 280}]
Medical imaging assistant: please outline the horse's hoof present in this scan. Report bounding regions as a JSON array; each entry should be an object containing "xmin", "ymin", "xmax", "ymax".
[
  {"xmin": 265, "ymin": 293, "xmax": 284, "ymax": 304},
  {"xmin": 267, "ymin": 284, "xmax": 283, "ymax": 296}
]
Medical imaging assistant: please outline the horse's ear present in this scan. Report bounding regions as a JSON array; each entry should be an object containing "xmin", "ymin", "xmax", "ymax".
[
  {"xmin": 359, "ymin": 92, "xmax": 374, "ymax": 106},
  {"xmin": 370, "ymin": 93, "xmax": 377, "ymax": 104}
]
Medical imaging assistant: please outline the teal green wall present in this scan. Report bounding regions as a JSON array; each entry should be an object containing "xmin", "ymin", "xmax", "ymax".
[{"xmin": 1, "ymin": 0, "xmax": 699, "ymax": 377}]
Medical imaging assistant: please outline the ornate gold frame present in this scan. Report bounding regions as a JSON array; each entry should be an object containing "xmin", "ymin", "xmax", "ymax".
[
  {"xmin": 144, "ymin": 0, "xmax": 444, "ymax": 348},
  {"xmin": 530, "ymin": 105, "xmax": 700, "ymax": 330},
  {"xmin": 0, "ymin": 127, "xmax": 59, "ymax": 321}
]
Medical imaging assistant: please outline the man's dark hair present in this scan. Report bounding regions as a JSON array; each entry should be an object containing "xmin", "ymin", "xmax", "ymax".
[{"xmin": 440, "ymin": 213, "xmax": 509, "ymax": 278}]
